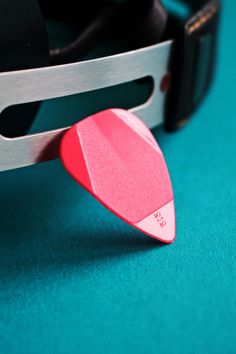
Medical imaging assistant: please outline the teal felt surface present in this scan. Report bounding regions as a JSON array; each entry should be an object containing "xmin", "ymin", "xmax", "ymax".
[{"xmin": 0, "ymin": 2, "xmax": 236, "ymax": 353}]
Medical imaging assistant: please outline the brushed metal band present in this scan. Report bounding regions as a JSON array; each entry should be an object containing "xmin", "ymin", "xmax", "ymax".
[{"xmin": 0, "ymin": 40, "xmax": 172, "ymax": 172}]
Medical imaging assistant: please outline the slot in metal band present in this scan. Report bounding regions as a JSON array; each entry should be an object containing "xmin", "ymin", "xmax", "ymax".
[{"xmin": 0, "ymin": 40, "xmax": 172, "ymax": 171}]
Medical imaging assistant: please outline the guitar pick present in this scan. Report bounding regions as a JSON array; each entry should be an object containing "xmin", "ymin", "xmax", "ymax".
[{"xmin": 60, "ymin": 109, "xmax": 175, "ymax": 243}]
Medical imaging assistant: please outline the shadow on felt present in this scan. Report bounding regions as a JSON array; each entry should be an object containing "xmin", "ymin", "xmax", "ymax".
[{"xmin": 0, "ymin": 158, "xmax": 166, "ymax": 288}]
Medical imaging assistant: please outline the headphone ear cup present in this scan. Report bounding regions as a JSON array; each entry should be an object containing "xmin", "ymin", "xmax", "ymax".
[
  {"xmin": 0, "ymin": 0, "xmax": 49, "ymax": 137},
  {"xmin": 120, "ymin": 0, "xmax": 168, "ymax": 49}
]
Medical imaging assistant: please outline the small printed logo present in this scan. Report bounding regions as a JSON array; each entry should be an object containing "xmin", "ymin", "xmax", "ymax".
[{"xmin": 154, "ymin": 211, "xmax": 167, "ymax": 228}]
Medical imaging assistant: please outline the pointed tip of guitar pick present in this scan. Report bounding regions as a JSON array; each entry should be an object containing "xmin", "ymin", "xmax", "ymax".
[{"xmin": 134, "ymin": 200, "xmax": 176, "ymax": 243}]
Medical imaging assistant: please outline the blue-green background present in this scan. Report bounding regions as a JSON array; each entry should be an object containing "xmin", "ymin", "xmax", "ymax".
[{"xmin": 0, "ymin": 1, "xmax": 235, "ymax": 353}]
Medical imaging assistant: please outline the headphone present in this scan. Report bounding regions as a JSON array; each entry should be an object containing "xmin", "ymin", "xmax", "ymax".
[{"xmin": 0, "ymin": 0, "xmax": 220, "ymax": 151}]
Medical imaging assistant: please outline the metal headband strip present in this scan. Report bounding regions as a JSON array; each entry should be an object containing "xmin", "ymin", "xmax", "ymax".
[{"xmin": 0, "ymin": 40, "xmax": 172, "ymax": 171}]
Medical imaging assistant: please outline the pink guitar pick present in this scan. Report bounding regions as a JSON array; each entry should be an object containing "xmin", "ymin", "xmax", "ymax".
[{"xmin": 60, "ymin": 109, "xmax": 175, "ymax": 243}]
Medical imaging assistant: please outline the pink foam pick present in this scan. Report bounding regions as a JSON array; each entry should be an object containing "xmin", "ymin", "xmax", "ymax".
[{"xmin": 60, "ymin": 109, "xmax": 175, "ymax": 243}]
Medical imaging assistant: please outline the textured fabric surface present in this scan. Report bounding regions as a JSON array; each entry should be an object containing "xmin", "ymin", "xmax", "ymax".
[{"xmin": 0, "ymin": 1, "xmax": 235, "ymax": 353}]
